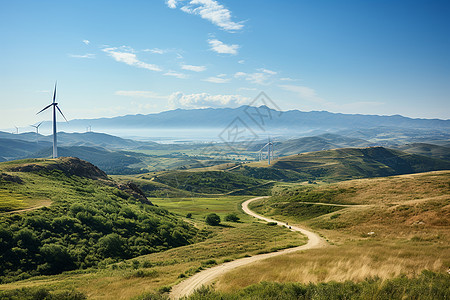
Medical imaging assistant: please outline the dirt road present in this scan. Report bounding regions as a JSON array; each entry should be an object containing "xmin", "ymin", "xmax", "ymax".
[{"xmin": 170, "ymin": 196, "xmax": 326, "ymax": 299}]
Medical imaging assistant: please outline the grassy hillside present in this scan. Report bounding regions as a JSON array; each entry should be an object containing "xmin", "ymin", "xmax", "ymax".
[
  {"xmin": 216, "ymin": 171, "xmax": 450, "ymax": 292},
  {"xmin": 233, "ymin": 146, "xmax": 450, "ymax": 182},
  {"xmin": 0, "ymin": 158, "xmax": 200, "ymax": 283},
  {"xmin": 394, "ymin": 143, "xmax": 450, "ymax": 161},
  {"xmin": 250, "ymin": 133, "xmax": 372, "ymax": 156},
  {"xmin": 152, "ymin": 170, "xmax": 272, "ymax": 195}
]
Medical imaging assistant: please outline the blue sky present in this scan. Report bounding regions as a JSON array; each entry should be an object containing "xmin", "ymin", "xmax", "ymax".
[{"xmin": 1, "ymin": 0, "xmax": 449, "ymax": 131}]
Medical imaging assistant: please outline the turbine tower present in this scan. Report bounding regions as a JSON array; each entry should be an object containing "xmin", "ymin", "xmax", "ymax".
[{"xmin": 37, "ymin": 82, "xmax": 67, "ymax": 158}]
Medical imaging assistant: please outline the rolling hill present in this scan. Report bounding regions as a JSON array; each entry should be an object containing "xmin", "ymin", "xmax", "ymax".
[
  {"xmin": 393, "ymin": 143, "xmax": 450, "ymax": 161},
  {"xmin": 250, "ymin": 133, "xmax": 372, "ymax": 156},
  {"xmin": 0, "ymin": 157, "xmax": 200, "ymax": 283},
  {"xmin": 232, "ymin": 147, "xmax": 450, "ymax": 182}
]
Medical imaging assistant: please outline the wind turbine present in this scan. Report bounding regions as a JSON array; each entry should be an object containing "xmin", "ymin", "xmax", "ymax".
[
  {"xmin": 30, "ymin": 122, "xmax": 43, "ymax": 143},
  {"xmin": 258, "ymin": 137, "xmax": 274, "ymax": 165},
  {"xmin": 14, "ymin": 126, "xmax": 19, "ymax": 134},
  {"xmin": 37, "ymin": 82, "xmax": 68, "ymax": 158},
  {"xmin": 30, "ymin": 122, "xmax": 43, "ymax": 135}
]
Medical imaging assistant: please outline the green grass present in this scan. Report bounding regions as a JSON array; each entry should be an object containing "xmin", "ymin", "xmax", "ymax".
[
  {"xmin": 184, "ymin": 271, "xmax": 450, "ymax": 300},
  {"xmin": 0, "ymin": 158, "xmax": 200, "ymax": 283}
]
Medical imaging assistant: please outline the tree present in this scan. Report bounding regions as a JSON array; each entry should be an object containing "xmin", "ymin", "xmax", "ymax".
[
  {"xmin": 225, "ymin": 213, "xmax": 240, "ymax": 222},
  {"xmin": 205, "ymin": 213, "xmax": 221, "ymax": 226}
]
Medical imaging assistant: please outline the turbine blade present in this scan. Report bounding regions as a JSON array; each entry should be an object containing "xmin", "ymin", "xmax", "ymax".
[
  {"xmin": 37, "ymin": 121, "xmax": 43, "ymax": 128},
  {"xmin": 56, "ymin": 105, "xmax": 68, "ymax": 122},
  {"xmin": 53, "ymin": 82, "xmax": 57, "ymax": 103},
  {"xmin": 37, "ymin": 103, "xmax": 53, "ymax": 114}
]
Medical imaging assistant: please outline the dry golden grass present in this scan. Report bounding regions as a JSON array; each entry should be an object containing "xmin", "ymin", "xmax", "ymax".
[
  {"xmin": 215, "ymin": 241, "xmax": 449, "ymax": 292},
  {"xmin": 214, "ymin": 171, "xmax": 450, "ymax": 292}
]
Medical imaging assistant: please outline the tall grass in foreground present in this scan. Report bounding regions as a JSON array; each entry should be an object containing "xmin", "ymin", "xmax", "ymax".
[
  {"xmin": 132, "ymin": 271, "xmax": 449, "ymax": 300},
  {"xmin": 188, "ymin": 270, "xmax": 449, "ymax": 300}
]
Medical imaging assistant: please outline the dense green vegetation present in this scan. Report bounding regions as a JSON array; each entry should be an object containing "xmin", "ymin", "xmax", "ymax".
[
  {"xmin": 0, "ymin": 158, "xmax": 201, "ymax": 283},
  {"xmin": 153, "ymin": 170, "xmax": 269, "ymax": 194}
]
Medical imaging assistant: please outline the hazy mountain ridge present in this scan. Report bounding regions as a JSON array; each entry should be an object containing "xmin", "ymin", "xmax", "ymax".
[{"xmin": 36, "ymin": 106, "xmax": 450, "ymax": 133}]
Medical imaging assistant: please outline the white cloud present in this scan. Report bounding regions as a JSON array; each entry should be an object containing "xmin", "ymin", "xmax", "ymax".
[
  {"xmin": 102, "ymin": 47, "xmax": 162, "ymax": 72},
  {"xmin": 69, "ymin": 53, "xmax": 95, "ymax": 59},
  {"xmin": 238, "ymin": 60, "xmax": 245, "ymax": 64},
  {"xmin": 83, "ymin": 40, "xmax": 90, "ymax": 45},
  {"xmin": 204, "ymin": 75, "xmax": 230, "ymax": 83},
  {"xmin": 181, "ymin": 64, "xmax": 206, "ymax": 72},
  {"xmin": 164, "ymin": 70, "xmax": 188, "ymax": 79},
  {"xmin": 234, "ymin": 70, "xmax": 275, "ymax": 85},
  {"xmin": 280, "ymin": 77, "xmax": 295, "ymax": 81},
  {"xmin": 171, "ymin": 0, "xmax": 243, "ymax": 32},
  {"xmin": 208, "ymin": 39, "xmax": 239, "ymax": 55},
  {"xmin": 166, "ymin": 0, "xmax": 178, "ymax": 9},
  {"xmin": 169, "ymin": 92, "xmax": 248, "ymax": 108},
  {"xmin": 114, "ymin": 91, "xmax": 167, "ymax": 99},
  {"xmin": 143, "ymin": 48, "xmax": 166, "ymax": 54},
  {"xmin": 258, "ymin": 68, "xmax": 277, "ymax": 75}
]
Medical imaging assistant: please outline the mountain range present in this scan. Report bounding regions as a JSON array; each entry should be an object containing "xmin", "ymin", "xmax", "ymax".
[{"xmin": 36, "ymin": 106, "xmax": 449, "ymax": 134}]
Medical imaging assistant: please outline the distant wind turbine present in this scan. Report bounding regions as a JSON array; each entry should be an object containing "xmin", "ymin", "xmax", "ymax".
[
  {"xmin": 258, "ymin": 137, "xmax": 274, "ymax": 165},
  {"xmin": 30, "ymin": 122, "xmax": 43, "ymax": 135},
  {"xmin": 30, "ymin": 122, "xmax": 43, "ymax": 143},
  {"xmin": 14, "ymin": 126, "xmax": 19, "ymax": 134},
  {"xmin": 37, "ymin": 82, "xmax": 68, "ymax": 158}
]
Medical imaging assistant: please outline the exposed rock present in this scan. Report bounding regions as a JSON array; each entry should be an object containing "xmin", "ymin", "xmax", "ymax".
[
  {"xmin": 9, "ymin": 157, "xmax": 108, "ymax": 180},
  {"xmin": 117, "ymin": 182, "xmax": 153, "ymax": 205}
]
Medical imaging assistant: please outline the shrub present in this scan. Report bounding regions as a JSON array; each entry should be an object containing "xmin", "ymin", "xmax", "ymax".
[
  {"xmin": 205, "ymin": 213, "xmax": 221, "ymax": 226},
  {"xmin": 186, "ymin": 213, "xmax": 192, "ymax": 218},
  {"xmin": 224, "ymin": 213, "xmax": 240, "ymax": 222}
]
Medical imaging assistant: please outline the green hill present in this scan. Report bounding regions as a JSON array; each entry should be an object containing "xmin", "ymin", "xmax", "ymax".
[
  {"xmin": 394, "ymin": 143, "xmax": 450, "ymax": 161},
  {"xmin": 0, "ymin": 158, "xmax": 199, "ymax": 283},
  {"xmin": 232, "ymin": 147, "xmax": 450, "ymax": 182}
]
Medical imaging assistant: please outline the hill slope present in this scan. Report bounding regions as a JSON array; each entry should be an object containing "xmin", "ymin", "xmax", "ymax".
[
  {"xmin": 0, "ymin": 158, "xmax": 199, "ymax": 283},
  {"xmin": 233, "ymin": 147, "xmax": 450, "ymax": 182}
]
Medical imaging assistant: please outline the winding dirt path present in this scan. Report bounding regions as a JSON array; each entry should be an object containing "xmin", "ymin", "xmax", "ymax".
[{"xmin": 170, "ymin": 196, "xmax": 326, "ymax": 299}]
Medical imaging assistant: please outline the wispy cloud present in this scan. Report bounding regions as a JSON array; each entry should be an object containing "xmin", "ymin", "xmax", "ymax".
[
  {"xmin": 208, "ymin": 39, "xmax": 239, "ymax": 55},
  {"xmin": 69, "ymin": 53, "xmax": 95, "ymax": 59},
  {"xmin": 168, "ymin": 0, "xmax": 244, "ymax": 32},
  {"xmin": 169, "ymin": 91, "xmax": 248, "ymax": 108},
  {"xmin": 181, "ymin": 64, "xmax": 206, "ymax": 72},
  {"xmin": 234, "ymin": 70, "xmax": 276, "ymax": 85},
  {"xmin": 83, "ymin": 40, "xmax": 90, "ymax": 45},
  {"xmin": 143, "ymin": 48, "xmax": 166, "ymax": 54},
  {"xmin": 204, "ymin": 75, "xmax": 230, "ymax": 83},
  {"xmin": 115, "ymin": 91, "xmax": 167, "ymax": 99},
  {"xmin": 280, "ymin": 77, "xmax": 295, "ymax": 81},
  {"xmin": 102, "ymin": 46, "xmax": 161, "ymax": 72},
  {"xmin": 279, "ymin": 84, "xmax": 322, "ymax": 103},
  {"xmin": 164, "ymin": 70, "xmax": 188, "ymax": 79},
  {"xmin": 259, "ymin": 68, "xmax": 277, "ymax": 75},
  {"xmin": 238, "ymin": 60, "xmax": 245, "ymax": 64},
  {"xmin": 279, "ymin": 84, "xmax": 385, "ymax": 113}
]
